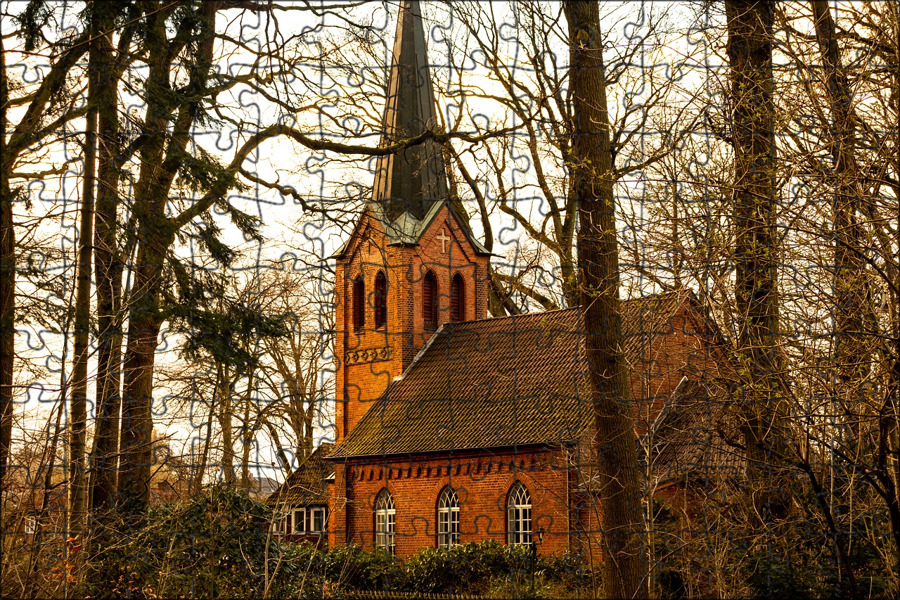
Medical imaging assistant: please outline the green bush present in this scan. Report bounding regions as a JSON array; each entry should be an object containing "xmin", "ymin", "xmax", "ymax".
[
  {"xmin": 83, "ymin": 492, "xmax": 590, "ymax": 599},
  {"xmin": 402, "ymin": 541, "xmax": 530, "ymax": 594},
  {"xmin": 137, "ymin": 485, "xmax": 277, "ymax": 598},
  {"xmin": 284, "ymin": 539, "xmax": 588, "ymax": 598},
  {"xmin": 84, "ymin": 485, "xmax": 284, "ymax": 599}
]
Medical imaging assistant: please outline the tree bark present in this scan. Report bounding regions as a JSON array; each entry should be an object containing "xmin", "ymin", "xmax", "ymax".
[
  {"xmin": 68, "ymin": 4, "xmax": 102, "ymax": 535},
  {"xmin": 240, "ymin": 396, "xmax": 252, "ymax": 489},
  {"xmin": 810, "ymin": 0, "xmax": 872, "ymax": 438},
  {"xmin": 118, "ymin": 0, "xmax": 218, "ymax": 516},
  {"xmin": 218, "ymin": 372, "xmax": 235, "ymax": 485},
  {"xmin": 89, "ymin": 3, "xmax": 127, "ymax": 512},
  {"xmin": 193, "ymin": 396, "xmax": 216, "ymax": 496},
  {"xmin": 0, "ymin": 12, "xmax": 13, "ymax": 497},
  {"xmin": 564, "ymin": 2, "xmax": 646, "ymax": 598},
  {"xmin": 806, "ymin": 2, "xmax": 871, "ymax": 590},
  {"xmin": 725, "ymin": 0, "xmax": 786, "ymax": 514}
]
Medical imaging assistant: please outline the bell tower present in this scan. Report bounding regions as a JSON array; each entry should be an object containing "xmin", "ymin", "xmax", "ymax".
[{"xmin": 332, "ymin": 0, "xmax": 491, "ymax": 444}]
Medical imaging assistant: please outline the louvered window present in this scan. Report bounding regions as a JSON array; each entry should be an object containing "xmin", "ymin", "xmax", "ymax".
[
  {"xmin": 423, "ymin": 271, "xmax": 438, "ymax": 330},
  {"xmin": 506, "ymin": 481, "xmax": 532, "ymax": 547},
  {"xmin": 450, "ymin": 274, "xmax": 465, "ymax": 322},
  {"xmin": 374, "ymin": 271, "xmax": 388, "ymax": 329},
  {"xmin": 352, "ymin": 276, "xmax": 365, "ymax": 331}
]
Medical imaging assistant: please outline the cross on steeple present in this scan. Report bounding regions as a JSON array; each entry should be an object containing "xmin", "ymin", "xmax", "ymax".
[{"xmin": 437, "ymin": 229, "xmax": 451, "ymax": 253}]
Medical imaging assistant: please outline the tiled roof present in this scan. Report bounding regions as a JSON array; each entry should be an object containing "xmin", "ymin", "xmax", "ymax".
[
  {"xmin": 651, "ymin": 378, "xmax": 744, "ymax": 484},
  {"xmin": 268, "ymin": 444, "xmax": 335, "ymax": 506},
  {"xmin": 331, "ymin": 292, "xmax": 710, "ymax": 459}
]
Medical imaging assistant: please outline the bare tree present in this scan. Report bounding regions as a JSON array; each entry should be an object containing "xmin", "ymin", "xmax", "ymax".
[
  {"xmin": 255, "ymin": 264, "xmax": 333, "ymax": 469},
  {"xmin": 0, "ymin": 1, "xmax": 92, "ymax": 497},
  {"xmin": 564, "ymin": 1, "xmax": 646, "ymax": 596},
  {"xmin": 725, "ymin": 0, "xmax": 789, "ymax": 519}
]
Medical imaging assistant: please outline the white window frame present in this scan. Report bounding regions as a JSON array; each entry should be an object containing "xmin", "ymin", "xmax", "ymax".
[
  {"xmin": 506, "ymin": 482, "xmax": 532, "ymax": 547},
  {"xmin": 437, "ymin": 486, "xmax": 460, "ymax": 548},
  {"xmin": 374, "ymin": 490, "xmax": 396, "ymax": 554},
  {"xmin": 293, "ymin": 508, "xmax": 307, "ymax": 534},
  {"xmin": 309, "ymin": 506, "xmax": 327, "ymax": 534},
  {"xmin": 277, "ymin": 509, "xmax": 293, "ymax": 535}
]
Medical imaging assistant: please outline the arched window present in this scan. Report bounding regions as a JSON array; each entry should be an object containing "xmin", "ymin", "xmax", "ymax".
[
  {"xmin": 450, "ymin": 274, "xmax": 465, "ymax": 322},
  {"xmin": 423, "ymin": 270, "xmax": 438, "ymax": 330},
  {"xmin": 437, "ymin": 486, "xmax": 460, "ymax": 548},
  {"xmin": 352, "ymin": 275, "xmax": 365, "ymax": 331},
  {"xmin": 506, "ymin": 481, "xmax": 532, "ymax": 546},
  {"xmin": 374, "ymin": 271, "xmax": 388, "ymax": 329},
  {"xmin": 374, "ymin": 489, "xmax": 396, "ymax": 553}
]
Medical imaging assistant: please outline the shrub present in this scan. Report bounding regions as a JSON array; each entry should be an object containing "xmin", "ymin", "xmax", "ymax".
[
  {"xmin": 84, "ymin": 496, "xmax": 590, "ymax": 599},
  {"xmin": 84, "ymin": 485, "xmax": 281, "ymax": 599}
]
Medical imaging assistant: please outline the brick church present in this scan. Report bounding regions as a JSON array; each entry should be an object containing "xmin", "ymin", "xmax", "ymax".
[{"xmin": 269, "ymin": 0, "xmax": 738, "ymax": 558}]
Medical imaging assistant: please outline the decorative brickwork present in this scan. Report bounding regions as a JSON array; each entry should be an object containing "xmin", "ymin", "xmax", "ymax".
[
  {"xmin": 333, "ymin": 449, "xmax": 573, "ymax": 558},
  {"xmin": 333, "ymin": 206, "xmax": 491, "ymax": 444},
  {"xmin": 345, "ymin": 347, "xmax": 391, "ymax": 366},
  {"xmin": 320, "ymin": 0, "xmax": 737, "ymax": 567}
]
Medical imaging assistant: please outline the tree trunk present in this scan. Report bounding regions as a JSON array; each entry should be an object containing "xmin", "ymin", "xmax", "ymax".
[
  {"xmin": 894, "ymin": 2, "xmax": 900, "ymax": 573},
  {"xmin": 219, "ymin": 373, "xmax": 235, "ymax": 485},
  {"xmin": 68, "ymin": 6, "xmax": 101, "ymax": 535},
  {"xmin": 0, "ymin": 31, "xmax": 13, "ymax": 591},
  {"xmin": 1, "ymin": 32, "xmax": 93, "ymax": 494},
  {"xmin": 193, "ymin": 397, "xmax": 216, "ymax": 496},
  {"xmin": 810, "ymin": 0, "xmax": 872, "ymax": 440},
  {"xmin": 118, "ymin": 0, "xmax": 217, "ymax": 516},
  {"xmin": 89, "ymin": 4, "xmax": 125, "ymax": 512},
  {"xmin": 563, "ymin": 2, "xmax": 646, "ymax": 598},
  {"xmin": 807, "ymin": 2, "xmax": 869, "ymax": 590},
  {"xmin": 725, "ymin": 0, "xmax": 786, "ymax": 514},
  {"xmin": 118, "ymin": 239, "xmax": 168, "ymax": 514},
  {"xmin": 0, "ymin": 17, "xmax": 13, "ymax": 496},
  {"xmin": 265, "ymin": 421, "xmax": 293, "ymax": 478},
  {"xmin": 240, "ymin": 396, "xmax": 252, "ymax": 489}
]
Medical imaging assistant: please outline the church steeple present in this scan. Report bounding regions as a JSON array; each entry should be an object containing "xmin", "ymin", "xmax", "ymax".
[
  {"xmin": 331, "ymin": 0, "xmax": 491, "ymax": 447},
  {"xmin": 373, "ymin": 0, "xmax": 449, "ymax": 223}
]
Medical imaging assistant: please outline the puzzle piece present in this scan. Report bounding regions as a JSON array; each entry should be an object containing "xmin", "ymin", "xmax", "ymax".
[{"xmin": 9, "ymin": 1, "xmax": 894, "ymax": 598}]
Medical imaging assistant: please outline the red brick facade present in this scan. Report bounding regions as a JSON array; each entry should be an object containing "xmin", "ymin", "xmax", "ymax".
[
  {"xmin": 302, "ymin": 0, "xmax": 735, "ymax": 563},
  {"xmin": 330, "ymin": 204, "xmax": 496, "ymax": 554},
  {"xmin": 328, "ymin": 267, "xmax": 726, "ymax": 558},
  {"xmin": 629, "ymin": 307, "xmax": 731, "ymax": 434},
  {"xmin": 335, "ymin": 449, "xmax": 573, "ymax": 556},
  {"xmin": 333, "ymin": 205, "xmax": 491, "ymax": 443}
]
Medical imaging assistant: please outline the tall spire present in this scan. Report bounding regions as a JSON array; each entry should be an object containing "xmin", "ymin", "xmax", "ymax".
[{"xmin": 373, "ymin": 0, "xmax": 449, "ymax": 223}]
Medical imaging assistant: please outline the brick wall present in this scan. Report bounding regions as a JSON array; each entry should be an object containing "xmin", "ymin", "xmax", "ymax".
[
  {"xmin": 334, "ymin": 206, "xmax": 490, "ymax": 443},
  {"xmin": 331, "ymin": 227, "xmax": 728, "ymax": 564},
  {"xmin": 629, "ymin": 301, "xmax": 731, "ymax": 432},
  {"xmin": 330, "ymin": 448, "xmax": 571, "ymax": 558}
]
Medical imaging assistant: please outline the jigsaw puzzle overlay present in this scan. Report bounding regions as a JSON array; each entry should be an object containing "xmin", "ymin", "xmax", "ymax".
[{"xmin": 2, "ymin": 1, "xmax": 899, "ymax": 598}]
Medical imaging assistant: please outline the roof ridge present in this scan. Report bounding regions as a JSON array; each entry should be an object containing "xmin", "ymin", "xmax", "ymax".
[
  {"xmin": 447, "ymin": 290, "xmax": 688, "ymax": 328},
  {"xmin": 449, "ymin": 305, "xmax": 579, "ymax": 327},
  {"xmin": 396, "ymin": 320, "xmax": 448, "ymax": 381}
]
